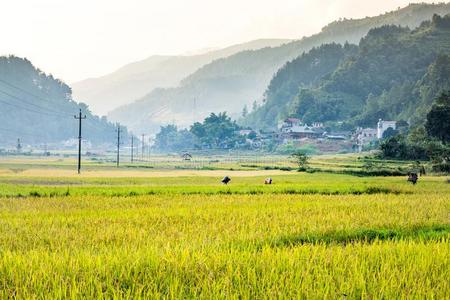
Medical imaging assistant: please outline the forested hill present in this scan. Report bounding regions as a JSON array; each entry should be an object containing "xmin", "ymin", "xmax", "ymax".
[
  {"xmin": 108, "ymin": 2, "xmax": 450, "ymax": 134},
  {"xmin": 0, "ymin": 56, "xmax": 123, "ymax": 146},
  {"xmin": 245, "ymin": 14, "xmax": 450, "ymax": 130}
]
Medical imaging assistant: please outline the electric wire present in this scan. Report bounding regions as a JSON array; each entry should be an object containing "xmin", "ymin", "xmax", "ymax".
[
  {"xmin": 0, "ymin": 97, "xmax": 68, "ymax": 118},
  {"xmin": 0, "ymin": 89, "xmax": 70, "ymax": 117},
  {"xmin": 0, "ymin": 78, "xmax": 78, "ymax": 115}
]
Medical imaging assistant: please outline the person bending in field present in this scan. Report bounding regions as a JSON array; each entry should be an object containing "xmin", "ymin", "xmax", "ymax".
[
  {"xmin": 265, "ymin": 178, "xmax": 273, "ymax": 184},
  {"xmin": 222, "ymin": 176, "xmax": 231, "ymax": 185},
  {"xmin": 407, "ymin": 172, "xmax": 418, "ymax": 185}
]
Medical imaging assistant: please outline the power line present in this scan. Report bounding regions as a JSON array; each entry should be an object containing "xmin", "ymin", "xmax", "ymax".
[
  {"xmin": 0, "ymin": 78, "xmax": 53, "ymax": 102},
  {"xmin": 0, "ymin": 78, "xmax": 77, "ymax": 115},
  {"xmin": 147, "ymin": 103, "xmax": 170, "ymax": 120},
  {"xmin": 0, "ymin": 91, "xmax": 124, "ymax": 143},
  {"xmin": 0, "ymin": 126, "xmax": 50, "ymax": 140},
  {"xmin": 0, "ymin": 88, "xmax": 70, "ymax": 117},
  {"xmin": 0, "ymin": 97, "xmax": 68, "ymax": 119}
]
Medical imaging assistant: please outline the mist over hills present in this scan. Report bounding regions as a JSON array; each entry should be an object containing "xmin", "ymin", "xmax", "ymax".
[
  {"xmin": 71, "ymin": 39, "xmax": 291, "ymax": 115},
  {"xmin": 3, "ymin": 2, "xmax": 449, "ymax": 147},
  {"xmin": 107, "ymin": 2, "xmax": 450, "ymax": 135}
]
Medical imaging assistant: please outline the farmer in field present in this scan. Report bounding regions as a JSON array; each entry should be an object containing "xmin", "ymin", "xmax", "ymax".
[
  {"xmin": 221, "ymin": 176, "xmax": 231, "ymax": 185},
  {"xmin": 265, "ymin": 178, "xmax": 273, "ymax": 184},
  {"xmin": 407, "ymin": 172, "xmax": 418, "ymax": 185}
]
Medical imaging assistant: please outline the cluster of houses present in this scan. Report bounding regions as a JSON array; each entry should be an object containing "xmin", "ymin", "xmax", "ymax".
[
  {"xmin": 239, "ymin": 118, "xmax": 397, "ymax": 152},
  {"xmin": 277, "ymin": 118, "xmax": 354, "ymax": 141},
  {"xmin": 353, "ymin": 120, "xmax": 397, "ymax": 152}
]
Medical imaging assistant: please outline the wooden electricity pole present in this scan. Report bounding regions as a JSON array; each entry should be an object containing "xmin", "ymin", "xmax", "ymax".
[
  {"xmin": 131, "ymin": 134, "xmax": 134, "ymax": 163},
  {"xmin": 141, "ymin": 134, "xmax": 145, "ymax": 161},
  {"xmin": 74, "ymin": 109, "xmax": 86, "ymax": 174},
  {"xmin": 116, "ymin": 123, "xmax": 122, "ymax": 167}
]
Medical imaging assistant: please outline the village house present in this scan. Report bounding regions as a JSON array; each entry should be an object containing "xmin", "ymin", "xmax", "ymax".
[
  {"xmin": 353, "ymin": 127, "xmax": 378, "ymax": 152},
  {"xmin": 352, "ymin": 120, "xmax": 397, "ymax": 152},
  {"xmin": 325, "ymin": 134, "xmax": 347, "ymax": 140},
  {"xmin": 238, "ymin": 129, "xmax": 254, "ymax": 136},
  {"xmin": 377, "ymin": 119, "xmax": 397, "ymax": 139},
  {"xmin": 278, "ymin": 118, "xmax": 302, "ymax": 132},
  {"xmin": 278, "ymin": 118, "xmax": 324, "ymax": 143}
]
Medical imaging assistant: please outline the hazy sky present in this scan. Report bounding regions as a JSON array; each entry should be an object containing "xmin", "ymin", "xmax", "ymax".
[{"xmin": 0, "ymin": 0, "xmax": 439, "ymax": 82}]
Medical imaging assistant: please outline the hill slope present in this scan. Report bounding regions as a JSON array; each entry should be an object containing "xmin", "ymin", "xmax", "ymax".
[
  {"xmin": 0, "ymin": 56, "xmax": 122, "ymax": 147},
  {"xmin": 108, "ymin": 2, "xmax": 450, "ymax": 134},
  {"xmin": 246, "ymin": 14, "xmax": 450, "ymax": 129},
  {"xmin": 71, "ymin": 39, "xmax": 291, "ymax": 115}
]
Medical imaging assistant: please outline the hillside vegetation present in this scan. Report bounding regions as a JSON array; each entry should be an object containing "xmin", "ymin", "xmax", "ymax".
[
  {"xmin": 108, "ymin": 3, "xmax": 450, "ymax": 134},
  {"xmin": 0, "ymin": 57, "xmax": 122, "ymax": 146},
  {"xmin": 246, "ymin": 14, "xmax": 450, "ymax": 130}
]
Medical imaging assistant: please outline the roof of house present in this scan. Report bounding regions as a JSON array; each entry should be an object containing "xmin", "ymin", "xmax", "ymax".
[
  {"xmin": 284, "ymin": 118, "xmax": 301, "ymax": 123},
  {"xmin": 284, "ymin": 127, "xmax": 321, "ymax": 134}
]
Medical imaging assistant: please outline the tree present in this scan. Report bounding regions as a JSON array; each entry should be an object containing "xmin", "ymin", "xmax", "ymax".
[
  {"xmin": 382, "ymin": 127, "xmax": 399, "ymax": 139},
  {"xmin": 154, "ymin": 125, "xmax": 177, "ymax": 151},
  {"xmin": 153, "ymin": 125, "xmax": 196, "ymax": 152},
  {"xmin": 425, "ymin": 91, "xmax": 450, "ymax": 143},
  {"xmin": 379, "ymin": 134, "xmax": 427, "ymax": 160},
  {"xmin": 379, "ymin": 135, "xmax": 408, "ymax": 159},
  {"xmin": 252, "ymin": 101, "xmax": 258, "ymax": 112},
  {"xmin": 408, "ymin": 126, "xmax": 427, "ymax": 144},
  {"xmin": 247, "ymin": 131, "xmax": 257, "ymax": 140},
  {"xmin": 242, "ymin": 105, "xmax": 248, "ymax": 118},
  {"xmin": 190, "ymin": 112, "xmax": 241, "ymax": 149},
  {"xmin": 291, "ymin": 151, "xmax": 310, "ymax": 169}
]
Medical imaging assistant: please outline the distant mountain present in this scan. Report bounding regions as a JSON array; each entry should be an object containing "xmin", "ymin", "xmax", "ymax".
[
  {"xmin": 108, "ymin": 2, "xmax": 450, "ymax": 135},
  {"xmin": 71, "ymin": 39, "xmax": 291, "ymax": 115},
  {"xmin": 0, "ymin": 56, "xmax": 123, "ymax": 146},
  {"xmin": 246, "ymin": 14, "xmax": 450, "ymax": 130}
]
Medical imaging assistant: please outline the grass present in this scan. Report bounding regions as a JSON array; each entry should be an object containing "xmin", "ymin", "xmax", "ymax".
[
  {"xmin": 0, "ymin": 155, "xmax": 448, "ymax": 298},
  {"xmin": 1, "ymin": 172, "xmax": 445, "ymax": 197}
]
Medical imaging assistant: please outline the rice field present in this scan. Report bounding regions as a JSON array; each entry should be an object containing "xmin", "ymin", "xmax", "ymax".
[{"xmin": 0, "ymin": 156, "xmax": 448, "ymax": 298}]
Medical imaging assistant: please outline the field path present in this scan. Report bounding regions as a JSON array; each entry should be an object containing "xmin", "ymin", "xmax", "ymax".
[{"xmin": 2, "ymin": 168, "xmax": 294, "ymax": 178}]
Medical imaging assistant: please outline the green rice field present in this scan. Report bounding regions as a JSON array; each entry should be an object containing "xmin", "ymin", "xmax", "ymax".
[{"xmin": 0, "ymin": 155, "xmax": 448, "ymax": 298}]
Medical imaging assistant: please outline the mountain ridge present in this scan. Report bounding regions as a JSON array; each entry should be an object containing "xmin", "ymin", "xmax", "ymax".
[
  {"xmin": 71, "ymin": 39, "xmax": 292, "ymax": 115},
  {"xmin": 108, "ymin": 2, "xmax": 450, "ymax": 135},
  {"xmin": 245, "ymin": 14, "xmax": 450, "ymax": 130}
]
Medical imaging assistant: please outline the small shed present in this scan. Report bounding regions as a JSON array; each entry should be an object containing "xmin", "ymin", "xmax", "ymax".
[{"xmin": 181, "ymin": 152, "xmax": 192, "ymax": 161}]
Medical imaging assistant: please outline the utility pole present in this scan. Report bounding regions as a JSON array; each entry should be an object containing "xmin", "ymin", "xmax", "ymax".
[
  {"xmin": 135, "ymin": 136, "xmax": 139, "ymax": 161},
  {"xmin": 141, "ymin": 134, "xmax": 145, "ymax": 161},
  {"xmin": 116, "ymin": 123, "xmax": 121, "ymax": 167},
  {"xmin": 131, "ymin": 134, "xmax": 134, "ymax": 163},
  {"xmin": 16, "ymin": 138, "xmax": 22, "ymax": 153},
  {"xmin": 74, "ymin": 109, "xmax": 86, "ymax": 174},
  {"xmin": 148, "ymin": 136, "xmax": 152, "ymax": 160}
]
